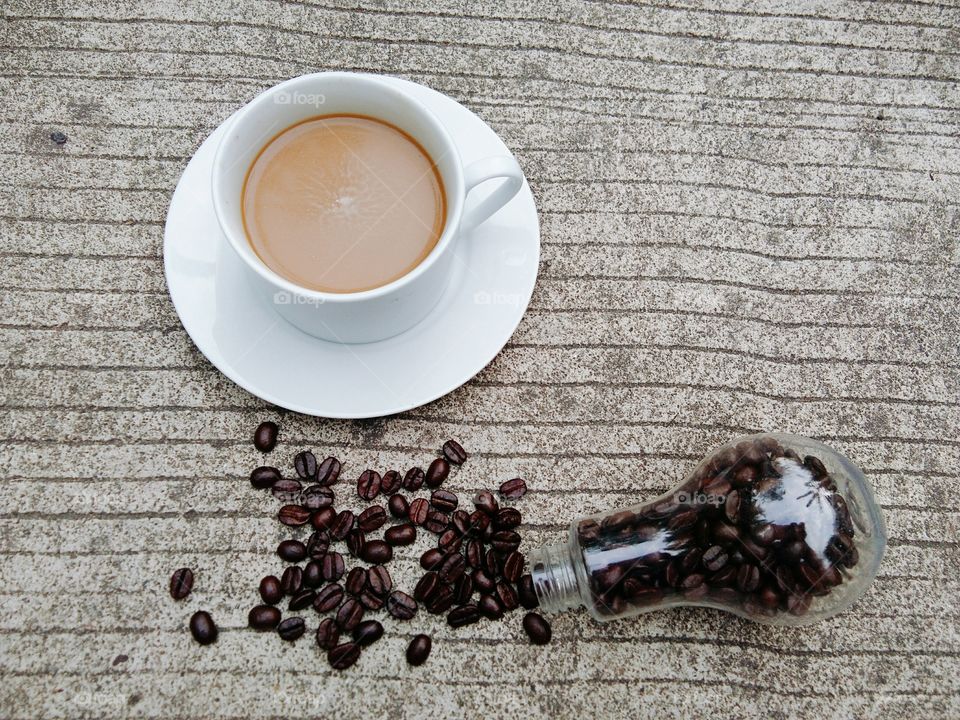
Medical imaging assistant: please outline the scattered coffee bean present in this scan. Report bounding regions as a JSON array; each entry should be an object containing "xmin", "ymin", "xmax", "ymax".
[
  {"xmin": 271, "ymin": 479, "xmax": 302, "ymax": 503},
  {"xmin": 311, "ymin": 507, "xmax": 337, "ymax": 531},
  {"xmin": 425, "ymin": 458, "xmax": 450, "ymax": 487},
  {"xmin": 336, "ymin": 597, "xmax": 364, "ymax": 631},
  {"xmin": 387, "ymin": 591, "xmax": 418, "ymax": 620},
  {"xmin": 328, "ymin": 641, "xmax": 361, "ymax": 670},
  {"xmin": 250, "ymin": 465, "xmax": 281, "ymax": 489},
  {"xmin": 189, "ymin": 611, "xmax": 217, "ymax": 645},
  {"xmin": 253, "ymin": 421, "xmax": 278, "ymax": 451},
  {"xmin": 357, "ymin": 505, "xmax": 387, "ymax": 532},
  {"xmin": 490, "ymin": 530, "xmax": 521, "ymax": 554},
  {"xmin": 499, "ymin": 478, "xmax": 527, "ymax": 499},
  {"xmin": 344, "ymin": 567, "xmax": 366, "ymax": 595},
  {"xmin": 280, "ymin": 566, "xmax": 302, "ymax": 596},
  {"xmin": 454, "ymin": 574, "xmax": 474, "ymax": 604},
  {"xmin": 438, "ymin": 553, "xmax": 466, "ymax": 583},
  {"xmin": 306, "ymin": 530, "xmax": 330, "ymax": 559},
  {"xmin": 474, "ymin": 491, "xmax": 499, "ymax": 515},
  {"xmin": 495, "ymin": 507, "xmax": 522, "ymax": 529},
  {"xmin": 431, "ymin": 489, "xmax": 458, "ymax": 512},
  {"xmin": 452, "ymin": 510, "xmax": 471, "ymax": 536},
  {"xmin": 414, "ymin": 572, "xmax": 440, "ymax": 602},
  {"xmin": 424, "ymin": 510, "xmax": 449, "ymax": 534},
  {"xmin": 467, "ymin": 511, "xmax": 490, "ymax": 538},
  {"xmin": 447, "ymin": 604, "xmax": 479, "ymax": 628},
  {"xmin": 278, "ymin": 504, "xmax": 311, "ymax": 527},
  {"xmin": 408, "ymin": 498, "xmax": 430, "ymax": 525},
  {"xmin": 346, "ymin": 528, "xmax": 366, "ymax": 558},
  {"xmin": 357, "ymin": 469, "xmax": 381, "ymax": 501},
  {"xmin": 313, "ymin": 583, "xmax": 344, "ymax": 612},
  {"xmin": 420, "ymin": 548, "xmax": 445, "ymax": 571},
  {"xmin": 169, "ymin": 568, "xmax": 193, "ymax": 600},
  {"xmin": 385, "ymin": 523, "xmax": 417, "ymax": 546},
  {"xmin": 466, "ymin": 539, "xmax": 485, "ymax": 569},
  {"xmin": 495, "ymin": 580, "xmax": 519, "ymax": 611},
  {"xmin": 472, "ymin": 568, "xmax": 495, "ymax": 594},
  {"xmin": 294, "ymin": 451, "xmax": 318, "ymax": 479},
  {"xmin": 361, "ymin": 540, "xmax": 393, "ymax": 564},
  {"xmin": 366, "ymin": 565, "xmax": 392, "ymax": 596},
  {"xmin": 259, "ymin": 575, "xmax": 282, "ymax": 604},
  {"xmin": 301, "ymin": 484, "xmax": 334, "ymax": 509},
  {"xmin": 352, "ymin": 619, "xmax": 384, "ymax": 647},
  {"xmin": 303, "ymin": 560, "xmax": 323, "ymax": 588},
  {"xmin": 277, "ymin": 616, "xmax": 306, "ymax": 641},
  {"xmin": 315, "ymin": 617, "xmax": 340, "ymax": 650},
  {"xmin": 330, "ymin": 510, "xmax": 355, "ymax": 540},
  {"xmin": 288, "ymin": 588, "xmax": 316, "ymax": 611},
  {"xmin": 359, "ymin": 589, "xmax": 385, "ymax": 610},
  {"xmin": 249, "ymin": 605, "xmax": 281, "ymax": 630},
  {"xmin": 522, "ymin": 612, "xmax": 551, "ymax": 645},
  {"xmin": 277, "ymin": 539, "xmax": 307, "ymax": 562},
  {"xmin": 388, "ymin": 493, "xmax": 409, "ymax": 518},
  {"xmin": 501, "ymin": 551, "xmax": 524, "ymax": 583},
  {"xmin": 426, "ymin": 584, "xmax": 455, "ymax": 614},
  {"xmin": 406, "ymin": 634, "xmax": 431, "ymax": 666},
  {"xmin": 517, "ymin": 574, "xmax": 538, "ymax": 609},
  {"xmin": 317, "ymin": 456, "xmax": 341, "ymax": 486},
  {"xmin": 381, "ymin": 470, "xmax": 402, "ymax": 494},
  {"xmin": 321, "ymin": 552, "xmax": 345, "ymax": 582},
  {"xmin": 478, "ymin": 593, "xmax": 503, "ymax": 620},
  {"xmin": 403, "ymin": 466, "xmax": 425, "ymax": 491},
  {"xmin": 442, "ymin": 439, "xmax": 468, "ymax": 465},
  {"xmin": 438, "ymin": 529, "xmax": 462, "ymax": 553}
]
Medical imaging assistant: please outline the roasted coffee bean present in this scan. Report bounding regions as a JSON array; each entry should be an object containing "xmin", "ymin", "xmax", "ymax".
[
  {"xmin": 501, "ymin": 551, "xmax": 524, "ymax": 583},
  {"xmin": 472, "ymin": 568, "xmax": 496, "ymax": 594},
  {"xmin": 169, "ymin": 568, "xmax": 193, "ymax": 600},
  {"xmin": 277, "ymin": 540, "xmax": 307, "ymax": 562},
  {"xmin": 317, "ymin": 456, "xmax": 341, "ymax": 486},
  {"xmin": 357, "ymin": 469, "xmax": 381, "ymax": 501},
  {"xmin": 438, "ymin": 553, "xmax": 466, "ymax": 583},
  {"xmin": 358, "ymin": 589, "xmax": 385, "ymax": 610},
  {"xmin": 328, "ymin": 642, "xmax": 361, "ymax": 670},
  {"xmin": 303, "ymin": 560, "xmax": 323, "ymax": 588},
  {"xmin": 321, "ymin": 552, "xmax": 345, "ymax": 582},
  {"xmin": 466, "ymin": 540, "xmax": 485, "ymax": 569},
  {"xmin": 366, "ymin": 565, "xmax": 392, "ymax": 596},
  {"xmin": 259, "ymin": 575, "xmax": 282, "ymax": 604},
  {"xmin": 681, "ymin": 574, "xmax": 705, "ymax": 590},
  {"xmin": 250, "ymin": 465, "xmax": 281, "ymax": 489},
  {"xmin": 301, "ymin": 484, "xmax": 334, "ymax": 510},
  {"xmin": 702, "ymin": 545, "xmax": 729, "ymax": 572},
  {"xmin": 388, "ymin": 494, "xmax": 409, "ymax": 518},
  {"xmin": 482, "ymin": 550, "xmax": 498, "ymax": 577},
  {"xmin": 494, "ymin": 507, "xmax": 522, "ymax": 530},
  {"xmin": 346, "ymin": 529, "xmax": 366, "ymax": 558},
  {"xmin": 278, "ymin": 504, "xmax": 311, "ymax": 527},
  {"xmin": 448, "ymin": 574, "xmax": 469, "ymax": 605},
  {"xmin": 357, "ymin": 505, "xmax": 387, "ymax": 533},
  {"xmin": 442, "ymin": 439, "xmax": 468, "ymax": 465},
  {"xmin": 517, "ymin": 574, "xmax": 538, "ymax": 609},
  {"xmin": 447, "ymin": 604, "xmax": 479, "ymax": 628},
  {"xmin": 406, "ymin": 634, "xmax": 431, "ymax": 666},
  {"xmin": 451, "ymin": 510, "xmax": 471, "ymax": 536},
  {"xmin": 280, "ymin": 566, "xmax": 302, "ymax": 596},
  {"xmin": 737, "ymin": 564, "xmax": 761, "ymax": 593},
  {"xmin": 311, "ymin": 507, "xmax": 337, "ymax": 531},
  {"xmin": 438, "ymin": 529, "xmax": 462, "ymax": 553},
  {"xmin": 288, "ymin": 588, "xmax": 316, "ymax": 611},
  {"xmin": 345, "ymin": 567, "xmax": 366, "ymax": 595},
  {"xmin": 425, "ymin": 458, "xmax": 450, "ymax": 488},
  {"xmin": 385, "ymin": 523, "xmax": 417, "ymax": 546},
  {"xmin": 361, "ymin": 540, "xmax": 393, "ymax": 564},
  {"xmin": 330, "ymin": 510, "xmax": 355, "ymax": 540},
  {"xmin": 189, "ymin": 611, "xmax": 217, "ymax": 645},
  {"xmin": 430, "ymin": 489, "xmax": 459, "ymax": 512},
  {"xmin": 313, "ymin": 583, "xmax": 344, "ymax": 613},
  {"xmin": 403, "ymin": 466, "xmax": 425, "ymax": 491},
  {"xmin": 499, "ymin": 477, "xmax": 527, "ymax": 499},
  {"xmin": 467, "ymin": 511, "xmax": 490, "ymax": 538},
  {"xmin": 336, "ymin": 598, "xmax": 364, "ymax": 631},
  {"xmin": 424, "ymin": 511, "xmax": 450, "ymax": 534},
  {"xmin": 478, "ymin": 593, "xmax": 503, "ymax": 620},
  {"xmin": 420, "ymin": 548, "xmax": 445, "ymax": 571},
  {"xmin": 490, "ymin": 530, "xmax": 521, "ymax": 554},
  {"xmin": 306, "ymin": 530, "xmax": 330, "ymax": 559},
  {"xmin": 277, "ymin": 616, "xmax": 306, "ymax": 641},
  {"xmin": 381, "ymin": 470, "xmax": 402, "ymax": 494},
  {"xmin": 522, "ymin": 612, "xmax": 551, "ymax": 644},
  {"xmin": 294, "ymin": 451, "xmax": 318, "ymax": 479},
  {"xmin": 414, "ymin": 572, "xmax": 440, "ymax": 602},
  {"xmin": 352, "ymin": 619, "xmax": 384, "ymax": 647},
  {"xmin": 271, "ymin": 478, "xmax": 302, "ymax": 502},
  {"xmin": 408, "ymin": 498, "xmax": 430, "ymax": 525},
  {"xmin": 387, "ymin": 591, "xmax": 418, "ymax": 620},
  {"xmin": 315, "ymin": 617, "xmax": 339, "ymax": 650},
  {"xmin": 248, "ymin": 604, "xmax": 281, "ymax": 630},
  {"xmin": 495, "ymin": 580, "xmax": 519, "ymax": 611},
  {"xmin": 253, "ymin": 421, "xmax": 278, "ymax": 452},
  {"xmin": 426, "ymin": 584, "xmax": 455, "ymax": 614}
]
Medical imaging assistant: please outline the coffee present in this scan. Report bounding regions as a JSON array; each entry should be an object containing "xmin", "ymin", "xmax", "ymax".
[{"xmin": 242, "ymin": 114, "xmax": 446, "ymax": 293}]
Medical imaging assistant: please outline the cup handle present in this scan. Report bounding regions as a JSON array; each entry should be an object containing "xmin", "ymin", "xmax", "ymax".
[{"xmin": 459, "ymin": 155, "xmax": 524, "ymax": 234}]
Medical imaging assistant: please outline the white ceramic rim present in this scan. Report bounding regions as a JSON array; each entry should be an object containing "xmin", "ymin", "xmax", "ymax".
[{"xmin": 210, "ymin": 71, "xmax": 466, "ymax": 304}]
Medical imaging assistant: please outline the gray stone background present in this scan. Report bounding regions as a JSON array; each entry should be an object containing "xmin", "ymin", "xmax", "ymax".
[{"xmin": 2, "ymin": 0, "xmax": 959, "ymax": 718}]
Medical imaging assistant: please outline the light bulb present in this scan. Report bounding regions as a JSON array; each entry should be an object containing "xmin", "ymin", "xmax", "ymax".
[{"xmin": 529, "ymin": 433, "xmax": 886, "ymax": 625}]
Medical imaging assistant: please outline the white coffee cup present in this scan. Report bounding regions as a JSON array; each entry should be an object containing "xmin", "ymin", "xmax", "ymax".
[{"xmin": 211, "ymin": 72, "xmax": 524, "ymax": 343}]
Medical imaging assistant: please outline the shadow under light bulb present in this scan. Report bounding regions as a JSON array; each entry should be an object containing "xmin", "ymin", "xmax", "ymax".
[{"xmin": 529, "ymin": 433, "xmax": 886, "ymax": 625}]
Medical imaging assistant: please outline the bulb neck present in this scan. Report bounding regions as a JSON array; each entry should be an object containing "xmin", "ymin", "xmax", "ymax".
[{"xmin": 529, "ymin": 541, "xmax": 582, "ymax": 613}]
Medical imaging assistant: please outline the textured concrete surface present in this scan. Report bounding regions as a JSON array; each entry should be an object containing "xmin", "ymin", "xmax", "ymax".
[{"xmin": 2, "ymin": 1, "xmax": 960, "ymax": 718}]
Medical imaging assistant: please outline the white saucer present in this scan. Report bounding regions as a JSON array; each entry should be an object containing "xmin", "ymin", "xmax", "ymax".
[{"xmin": 163, "ymin": 76, "xmax": 540, "ymax": 418}]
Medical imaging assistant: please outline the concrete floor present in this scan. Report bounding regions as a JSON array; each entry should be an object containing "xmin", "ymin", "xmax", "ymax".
[{"xmin": 2, "ymin": 0, "xmax": 959, "ymax": 718}]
